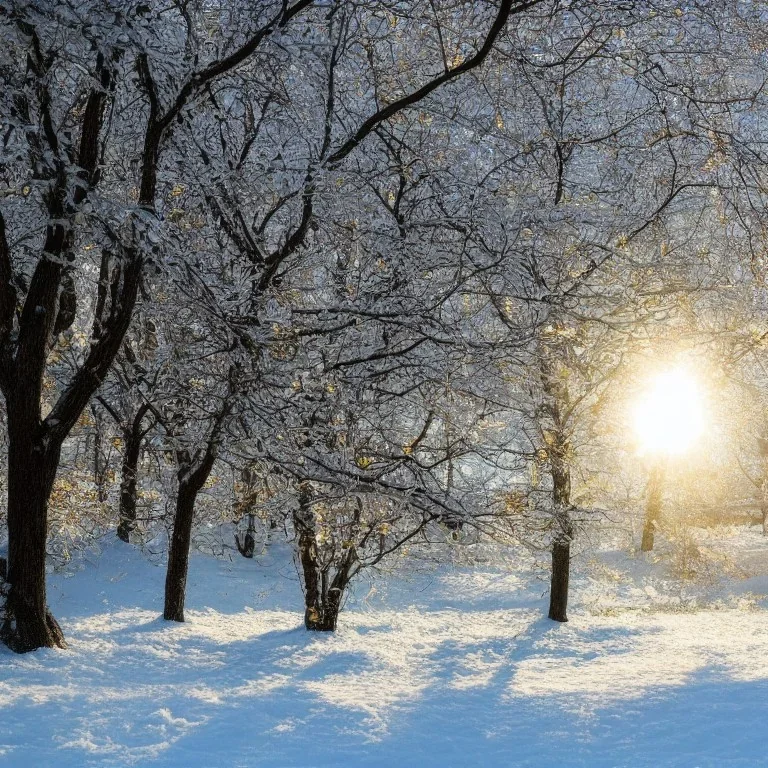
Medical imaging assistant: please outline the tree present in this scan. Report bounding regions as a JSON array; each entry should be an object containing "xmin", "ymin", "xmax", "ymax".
[
  {"xmin": 0, "ymin": 0, "xmax": 343, "ymax": 652},
  {"xmin": 161, "ymin": 0, "xmax": 555, "ymax": 630},
  {"xmin": 456, "ymin": 0, "xmax": 742, "ymax": 619}
]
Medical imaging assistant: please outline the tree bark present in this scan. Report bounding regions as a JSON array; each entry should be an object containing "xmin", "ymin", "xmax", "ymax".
[
  {"xmin": 297, "ymin": 540, "xmax": 346, "ymax": 632},
  {"xmin": 548, "ymin": 538, "xmax": 570, "ymax": 622},
  {"xmin": 0, "ymin": 53, "xmax": 119, "ymax": 654},
  {"xmin": 92, "ymin": 407, "xmax": 108, "ymax": 503},
  {"xmin": 293, "ymin": 484, "xmax": 352, "ymax": 631},
  {"xmin": 162, "ymin": 387, "xmax": 232, "ymax": 622},
  {"xmin": 641, "ymin": 465, "xmax": 664, "ymax": 552},
  {"xmin": 163, "ymin": 481, "xmax": 198, "ymax": 622},
  {"xmin": 163, "ymin": 451, "xmax": 217, "ymax": 622},
  {"xmin": 116, "ymin": 428, "xmax": 143, "ymax": 544},
  {"xmin": 235, "ymin": 514, "xmax": 256, "ymax": 558},
  {"xmin": 540, "ymin": 343, "xmax": 573, "ymax": 625},
  {"xmin": 548, "ymin": 438, "xmax": 572, "ymax": 623},
  {"xmin": 1, "ymin": 412, "xmax": 65, "ymax": 652}
]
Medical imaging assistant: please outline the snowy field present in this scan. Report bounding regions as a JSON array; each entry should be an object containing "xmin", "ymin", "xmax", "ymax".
[{"xmin": 3, "ymin": 529, "xmax": 768, "ymax": 768}]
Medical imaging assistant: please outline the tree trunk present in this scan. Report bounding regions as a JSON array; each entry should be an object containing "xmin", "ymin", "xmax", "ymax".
[
  {"xmin": 641, "ymin": 465, "xmax": 664, "ymax": 552},
  {"xmin": 762, "ymin": 503, "xmax": 768, "ymax": 536},
  {"xmin": 117, "ymin": 429, "xmax": 142, "ymax": 543},
  {"xmin": 235, "ymin": 514, "xmax": 256, "ymax": 558},
  {"xmin": 314, "ymin": 585, "xmax": 343, "ymax": 632},
  {"xmin": 163, "ymin": 480, "xmax": 200, "ymax": 622},
  {"xmin": 294, "ymin": 490, "xmax": 325, "ymax": 629},
  {"xmin": 549, "ymin": 538, "xmax": 570, "ymax": 622},
  {"xmin": 92, "ymin": 407, "xmax": 108, "ymax": 503},
  {"xmin": 539, "ymin": 346, "xmax": 574, "ymax": 624},
  {"xmin": 297, "ymin": 538, "xmax": 345, "ymax": 632},
  {"xmin": 297, "ymin": 541, "xmax": 344, "ymax": 631},
  {"xmin": 293, "ymin": 484, "xmax": 351, "ymax": 632},
  {"xmin": 163, "ymin": 449, "xmax": 217, "ymax": 623},
  {"xmin": 1, "ymin": 417, "xmax": 65, "ymax": 652},
  {"xmin": 162, "ymin": 395, "xmax": 231, "ymax": 623},
  {"xmin": 548, "ymin": 439, "xmax": 572, "ymax": 623}
]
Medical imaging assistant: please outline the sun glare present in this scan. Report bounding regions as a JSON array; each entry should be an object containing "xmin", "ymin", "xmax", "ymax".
[{"xmin": 633, "ymin": 367, "xmax": 705, "ymax": 456}]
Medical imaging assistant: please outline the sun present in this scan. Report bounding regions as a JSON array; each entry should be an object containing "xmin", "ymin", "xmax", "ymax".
[{"xmin": 632, "ymin": 367, "xmax": 705, "ymax": 456}]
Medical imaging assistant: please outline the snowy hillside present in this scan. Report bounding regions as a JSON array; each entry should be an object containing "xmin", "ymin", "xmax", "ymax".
[{"xmin": 2, "ymin": 530, "xmax": 768, "ymax": 768}]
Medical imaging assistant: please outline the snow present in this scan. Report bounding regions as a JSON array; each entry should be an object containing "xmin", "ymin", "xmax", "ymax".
[{"xmin": 2, "ymin": 530, "xmax": 768, "ymax": 767}]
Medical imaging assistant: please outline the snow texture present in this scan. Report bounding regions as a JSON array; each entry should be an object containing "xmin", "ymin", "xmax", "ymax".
[{"xmin": 2, "ymin": 530, "xmax": 768, "ymax": 767}]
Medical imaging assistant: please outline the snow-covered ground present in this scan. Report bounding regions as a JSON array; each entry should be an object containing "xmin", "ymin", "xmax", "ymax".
[{"xmin": 2, "ymin": 527, "xmax": 768, "ymax": 767}]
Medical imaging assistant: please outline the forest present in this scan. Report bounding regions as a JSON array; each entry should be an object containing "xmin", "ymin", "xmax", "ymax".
[{"xmin": 2, "ymin": 1, "xmax": 768, "ymax": 766}]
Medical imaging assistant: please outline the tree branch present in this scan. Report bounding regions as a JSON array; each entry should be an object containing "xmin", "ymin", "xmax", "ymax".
[{"xmin": 326, "ymin": 0, "xmax": 540, "ymax": 165}]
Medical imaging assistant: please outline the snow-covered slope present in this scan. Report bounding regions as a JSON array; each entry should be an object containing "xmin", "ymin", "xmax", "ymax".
[{"xmin": 2, "ymin": 530, "xmax": 768, "ymax": 767}]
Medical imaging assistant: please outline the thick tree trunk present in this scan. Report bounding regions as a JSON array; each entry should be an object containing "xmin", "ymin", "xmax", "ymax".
[
  {"xmin": 1, "ymin": 419, "xmax": 65, "ymax": 652},
  {"xmin": 117, "ymin": 429, "xmax": 142, "ymax": 543},
  {"xmin": 163, "ymin": 446, "xmax": 217, "ymax": 622},
  {"xmin": 163, "ymin": 481, "xmax": 200, "ymax": 623},
  {"xmin": 549, "ymin": 539, "xmax": 570, "ymax": 622},
  {"xmin": 296, "ymin": 520, "xmax": 341, "ymax": 631},
  {"xmin": 641, "ymin": 465, "xmax": 664, "ymax": 552},
  {"xmin": 309, "ymin": 586, "xmax": 343, "ymax": 632},
  {"xmin": 293, "ymin": 484, "xmax": 351, "ymax": 631},
  {"xmin": 298, "ymin": 540, "xmax": 345, "ymax": 632}
]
